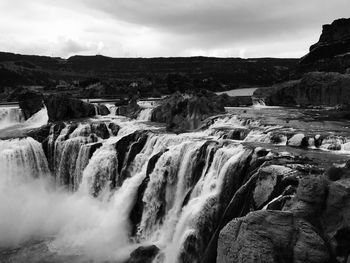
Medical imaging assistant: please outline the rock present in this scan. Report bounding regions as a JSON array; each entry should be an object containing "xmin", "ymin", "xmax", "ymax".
[
  {"xmin": 91, "ymin": 122, "xmax": 110, "ymax": 139},
  {"xmin": 26, "ymin": 124, "xmax": 51, "ymax": 143},
  {"xmin": 117, "ymin": 98, "xmax": 141, "ymax": 119},
  {"xmin": 287, "ymin": 133, "xmax": 308, "ymax": 148},
  {"xmin": 108, "ymin": 122, "xmax": 120, "ymax": 136},
  {"xmin": 217, "ymin": 93, "xmax": 252, "ymax": 107},
  {"xmin": 151, "ymin": 91, "xmax": 226, "ymax": 132},
  {"xmin": 253, "ymin": 72, "xmax": 350, "ymax": 107},
  {"xmin": 18, "ymin": 90, "xmax": 44, "ymax": 119},
  {"xmin": 326, "ymin": 166, "xmax": 344, "ymax": 181},
  {"xmin": 126, "ymin": 245, "xmax": 159, "ymax": 263},
  {"xmin": 95, "ymin": 104, "xmax": 110, "ymax": 115},
  {"xmin": 44, "ymin": 94, "xmax": 96, "ymax": 122},
  {"xmin": 253, "ymin": 165, "xmax": 294, "ymax": 208},
  {"xmin": 217, "ymin": 210, "xmax": 330, "ymax": 263},
  {"xmin": 322, "ymin": 179, "xmax": 350, "ymax": 262},
  {"xmin": 328, "ymin": 143, "xmax": 342, "ymax": 151},
  {"xmin": 301, "ymin": 18, "xmax": 350, "ymax": 64}
]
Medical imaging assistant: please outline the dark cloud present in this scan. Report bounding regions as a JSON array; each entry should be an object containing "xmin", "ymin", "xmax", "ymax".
[
  {"xmin": 1, "ymin": 0, "xmax": 350, "ymax": 57},
  {"xmin": 83, "ymin": 0, "xmax": 350, "ymax": 43}
]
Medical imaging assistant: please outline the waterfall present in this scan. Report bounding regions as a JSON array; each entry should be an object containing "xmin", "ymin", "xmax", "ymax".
[
  {"xmin": 252, "ymin": 98, "xmax": 267, "ymax": 108},
  {"xmin": 24, "ymin": 107, "xmax": 49, "ymax": 128},
  {"xmin": 0, "ymin": 137, "xmax": 50, "ymax": 184},
  {"xmin": 106, "ymin": 104, "xmax": 118, "ymax": 115},
  {"xmin": 0, "ymin": 107, "xmax": 25, "ymax": 129},
  {"xmin": 137, "ymin": 108, "xmax": 153, "ymax": 121},
  {"xmin": 0, "ymin": 111, "xmax": 310, "ymax": 262}
]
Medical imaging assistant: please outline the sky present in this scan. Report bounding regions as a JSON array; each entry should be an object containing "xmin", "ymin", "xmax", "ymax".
[{"xmin": 0, "ymin": 0, "xmax": 349, "ymax": 59}]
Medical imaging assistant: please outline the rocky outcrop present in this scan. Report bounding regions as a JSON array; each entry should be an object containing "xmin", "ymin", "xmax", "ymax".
[
  {"xmin": 44, "ymin": 94, "xmax": 96, "ymax": 122},
  {"xmin": 125, "ymin": 245, "xmax": 160, "ymax": 263},
  {"xmin": 217, "ymin": 93, "xmax": 252, "ymax": 107},
  {"xmin": 217, "ymin": 168, "xmax": 350, "ymax": 263},
  {"xmin": 151, "ymin": 91, "xmax": 226, "ymax": 132},
  {"xmin": 95, "ymin": 104, "xmax": 110, "ymax": 116},
  {"xmin": 18, "ymin": 90, "xmax": 44, "ymax": 119},
  {"xmin": 253, "ymin": 72, "xmax": 350, "ymax": 107},
  {"xmin": 301, "ymin": 18, "xmax": 350, "ymax": 65},
  {"xmin": 218, "ymin": 210, "xmax": 330, "ymax": 263},
  {"xmin": 116, "ymin": 98, "xmax": 141, "ymax": 119}
]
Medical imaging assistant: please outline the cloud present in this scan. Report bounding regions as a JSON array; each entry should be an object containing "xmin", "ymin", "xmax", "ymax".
[{"xmin": 0, "ymin": 0, "xmax": 349, "ymax": 58}]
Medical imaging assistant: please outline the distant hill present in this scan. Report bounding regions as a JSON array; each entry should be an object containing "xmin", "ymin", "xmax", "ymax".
[{"xmin": 0, "ymin": 52, "xmax": 297, "ymax": 94}]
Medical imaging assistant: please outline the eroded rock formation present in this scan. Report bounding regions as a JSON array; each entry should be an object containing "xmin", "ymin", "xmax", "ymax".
[
  {"xmin": 253, "ymin": 72, "xmax": 350, "ymax": 107},
  {"xmin": 44, "ymin": 94, "xmax": 96, "ymax": 122},
  {"xmin": 151, "ymin": 91, "xmax": 226, "ymax": 132}
]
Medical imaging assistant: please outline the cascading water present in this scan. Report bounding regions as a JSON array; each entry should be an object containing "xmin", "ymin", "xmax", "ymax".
[
  {"xmin": 1, "ymin": 105, "xmax": 349, "ymax": 263},
  {"xmin": 0, "ymin": 107, "xmax": 25, "ymax": 129},
  {"xmin": 137, "ymin": 108, "xmax": 153, "ymax": 121}
]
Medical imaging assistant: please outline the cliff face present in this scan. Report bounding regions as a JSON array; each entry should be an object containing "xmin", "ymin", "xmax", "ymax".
[
  {"xmin": 253, "ymin": 72, "xmax": 350, "ymax": 107},
  {"xmin": 255, "ymin": 18, "xmax": 350, "ymax": 107},
  {"xmin": 299, "ymin": 18, "xmax": 350, "ymax": 73}
]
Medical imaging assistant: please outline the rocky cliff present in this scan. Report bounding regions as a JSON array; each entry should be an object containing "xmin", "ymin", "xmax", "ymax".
[
  {"xmin": 299, "ymin": 18, "xmax": 350, "ymax": 73},
  {"xmin": 217, "ymin": 168, "xmax": 350, "ymax": 263},
  {"xmin": 151, "ymin": 91, "xmax": 226, "ymax": 132},
  {"xmin": 301, "ymin": 18, "xmax": 350, "ymax": 65},
  {"xmin": 253, "ymin": 72, "xmax": 350, "ymax": 107}
]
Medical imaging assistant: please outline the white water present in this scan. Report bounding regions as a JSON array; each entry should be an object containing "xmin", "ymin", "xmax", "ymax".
[
  {"xmin": 0, "ymin": 106, "xmax": 48, "ymax": 130},
  {"xmin": 0, "ymin": 106, "xmax": 349, "ymax": 262},
  {"xmin": 0, "ymin": 107, "xmax": 24, "ymax": 129},
  {"xmin": 137, "ymin": 108, "xmax": 153, "ymax": 121}
]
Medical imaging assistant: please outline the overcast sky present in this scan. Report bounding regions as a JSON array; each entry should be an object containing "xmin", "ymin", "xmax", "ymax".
[{"xmin": 0, "ymin": 0, "xmax": 349, "ymax": 58}]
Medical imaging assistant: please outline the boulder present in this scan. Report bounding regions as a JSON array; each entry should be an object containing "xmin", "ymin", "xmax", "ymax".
[
  {"xmin": 321, "ymin": 178, "xmax": 350, "ymax": 263},
  {"xmin": 217, "ymin": 175, "xmax": 333, "ymax": 263},
  {"xmin": 91, "ymin": 122, "xmax": 110, "ymax": 139},
  {"xmin": 125, "ymin": 245, "xmax": 159, "ymax": 263},
  {"xmin": 108, "ymin": 122, "xmax": 120, "ymax": 136},
  {"xmin": 95, "ymin": 104, "xmax": 110, "ymax": 115},
  {"xmin": 44, "ymin": 94, "xmax": 96, "ymax": 122},
  {"xmin": 117, "ymin": 98, "xmax": 141, "ymax": 119},
  {"xmin": 151, "ymin": 91, "xmax": 226, "ymax": 132},
  {"xmin": 18, "ymin": 90, "xmax": 44, "ymax": 119},
  {"xmin": 287, "ymin": 133, "xmax": 308, "ymax": 148},
  {"xmin": 253, "ymin": 165, "xmax": 295, "ymax": 208},
  {"xmin": 217, "ymin": 210, "xmax": 330, "ymax": 263}
]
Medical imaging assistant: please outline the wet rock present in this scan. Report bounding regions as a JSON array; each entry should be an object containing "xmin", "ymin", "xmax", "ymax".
[
  {"xmin": 287, "ymin": 133, "xmax": 308, "ymax": 148},
  {"xmin": 18, "ymin": 90, "xmax": 44, "ymax": 119},
  {"xmin": 117, "ymin": 98, "xmax": 141, "ymax": 119},
  {"xmin": 95, "ymin": 104, "xmax": 110, "ymax": 115},
  {"xmin": 26, "ymin": 124, "xmax": 51, "ymax": 143},
  {"xmin": 326, "ymin": 166, "xmax": 344, "ymax": 181},
  {"xmin": 217, "ymin": 210, "xmax": 330, "ymax": 263},
  {"xmin": 253, "ymin": 165, "xmax": 295, "ymax": 208},
  {"xmin": 91, "ymin": 122, "xmax": 110, "ymax": 139},
  {"xmin": 226, "ymin": 128, "xmax": 250, "ymax": 140},
  {"xmin": 108, "ymin": 122, "xmax": 120, "ymax": 136},
  {"xmin": 44, "ymin": 94, "xmax": 96, "ymax": 122},
  {"xmin": 126, "ymin": 245, "xmax": 159, "ymax": 263},
  {"xmin": 322, "ymin": 178, "xmax": 350, "ymax": 262},
  {"xmin": 314, "ymin": 134, "xmax": 324, "ymax": 148},
  {"xmin": 151, "ymin": 91, "xmax": 226, "ymax": 132},
  {"xmin": 328, "ymin": 143, "xmax": 342, "ymax": 151},
  {"xmin": 270, "ymin": 133, "xmax": 287, "ymax": 144}
]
